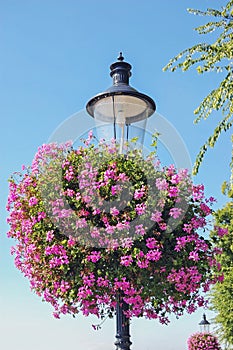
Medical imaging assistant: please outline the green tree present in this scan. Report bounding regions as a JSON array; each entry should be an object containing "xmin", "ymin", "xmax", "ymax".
[
  {"xmin": 210, "ymin": 196, "xmax": 233, "ymax": 348},
  {"xmin": 163, "ymin": 1, "xmax": 233, "ymax": 177}
]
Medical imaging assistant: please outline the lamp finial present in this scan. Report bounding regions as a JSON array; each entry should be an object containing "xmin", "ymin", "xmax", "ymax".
[{"xmin": 117, "ymin": 52, "xmax": 124, "ymax": 61}]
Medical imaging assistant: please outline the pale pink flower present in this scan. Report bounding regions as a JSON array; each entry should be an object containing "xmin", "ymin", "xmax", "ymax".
[
  {"xmin": 159, "ymin": 222, "xmax": 167, "ymax": 231},
  {"xmin": 135, "ymin": 203, "xmax": 146, "ymax": 215},
  {"xmin": 46, "ymin": 230, "xmax": 54, "ymax": 242},
  {"xmin": 155, "ymin": 178, "xmax": 168, "ymax": 190},
  {"xmin": 169, "ymin": 207, "xmax": 182, "ymax": 219},
  {"xmin": 135, "ymin": 224, "xmax": 146, "ymax": 236},
  {"xmin": 134, "ymin": 186, "xmax": 146, "ymax": 200},
  {"xmin": 151, "ymin": 210, "xmax": 162, "ymax": 222},
  {"xmin": 110, "ymin": 207, "xmax": 120, "ymax": 216}
]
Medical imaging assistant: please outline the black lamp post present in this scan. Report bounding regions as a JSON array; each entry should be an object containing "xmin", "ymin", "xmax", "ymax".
[
  {"xmin": 199, "ymin": 313, "xmax": 210, "ymax": 333},
  {"xmin": 86, "ymin": 54, "xmax": 156, "ymax": 350}
]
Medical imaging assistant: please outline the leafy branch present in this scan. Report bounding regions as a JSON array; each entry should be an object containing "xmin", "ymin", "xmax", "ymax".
[{"xmin": 163, "ymin": 0, "xmax": 233, "ymax": 177}]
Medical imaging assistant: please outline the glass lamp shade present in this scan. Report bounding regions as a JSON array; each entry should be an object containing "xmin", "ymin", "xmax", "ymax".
[{"xmin": 86, "ymin": 92, "xmax": 155, "ymax": 124}]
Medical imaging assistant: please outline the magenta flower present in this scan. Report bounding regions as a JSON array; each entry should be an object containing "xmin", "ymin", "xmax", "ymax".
[
  {"xmin": 37, "ymin": 211, "xmax": 46, "ymax": 221},
  {"xmin": 192, "ymin": 184, "xmax": 205, "ymax": 201},
  {"xmin": 168, "ymin": 186, "xmax": 179, "ymax": 197},
  {"xmin": 159, "ymin": 222, "xmax": 167, "ymax": 231},
  {"xmin": 87, "ymin": 251, "xmax": 101, "ymax": 263},
  {"xmin": 111, "ymin": 185, "xmax": 121, "ymax": 196},
  {"xmin": 64, "ymin": 189, "xmax": 75, "ymax": 197},
  {"xmin": 146, "ymin": 237, "xmax": 157, "ymax": 249},
  {"xmin": 110, "ymin": 207, "xmax": 120, "ymax": 216},
  {"xmin": 216, "ymin": 226, "xmax": 228, "ymax": 237},
  {"xmin": 46, "ymin": 230, "xmax": 54, "ymax": 242},
  {"xmin": 146, "ymin": 249, "xmax": 162, "ymax": 261},
  {"xmin": 134, "ymin": 186, "xmax": 146, "ymax": 199},
  {"xmin": 28, "ymin": 196, "xmax": 38, "ymax": 207},
  {"xmin": 189, "ymin": 251, "xmax": 200, "ymax": 261},
  {"xmin": 170, "ymin": 174, "xmax": 180, "ymax": 184},
  {"xmin": 135, "ymin": 203, "xmax": 146, "ymax": 215},
  {"xmin": 120, "ymin": 255, "xmax": 133, "ymax": 266},
  {"xmin": 200, "ymin": 203, "xmax": 212, "ymax": 215},
  {"xmin": 175, "ymin": 236, "xmax": 187, "ymax": 251}
]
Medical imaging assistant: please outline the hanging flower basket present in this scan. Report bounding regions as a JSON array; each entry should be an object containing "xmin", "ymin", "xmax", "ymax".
[
  {"xmin": 7, "ymin": 133, "xmax": 222, "ymax": 324},
  {"xmin": 188, "ymin": 332, "xmax": 221, "ymax": 350}
]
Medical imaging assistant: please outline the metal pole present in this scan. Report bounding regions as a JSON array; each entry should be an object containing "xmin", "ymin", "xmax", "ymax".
[{"xmin": 115, "ymin": 293, "xmax": 132, "ymax": 350}]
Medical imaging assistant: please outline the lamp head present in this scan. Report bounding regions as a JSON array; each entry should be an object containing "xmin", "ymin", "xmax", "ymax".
[
  {"xmin": 86, "ymin": 53, "xmax": 156, "ymax": 124},
  {"xmin": 199, "ymin": 314, "xmax": 210, "ymax": 333},
  {"xmin": 86, "ymin": 53, "xmax": 156, "ymax": 153}
]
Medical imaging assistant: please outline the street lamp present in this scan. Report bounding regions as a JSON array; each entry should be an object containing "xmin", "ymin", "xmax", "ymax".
[
  {"xmin": 86, "ymin": 54, "xmax": 156, "ymax": 350},
  {"xmin": 199, "ymin": 313, "xmax": 210, "ymax": 333},
  {"xmin": 86, "ymin": 52, "xmax": 156, "ymax": 153}
]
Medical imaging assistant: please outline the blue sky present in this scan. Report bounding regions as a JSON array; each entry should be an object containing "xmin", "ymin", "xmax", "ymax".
[{"xmin": 0, "ymin": 1, "xmax": 231, "ymax": 349}]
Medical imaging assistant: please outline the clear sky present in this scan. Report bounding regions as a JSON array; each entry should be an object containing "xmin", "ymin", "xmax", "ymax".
[{"xmin": 0, "ymin": 1, "xmax": 231, "ymax": 349}]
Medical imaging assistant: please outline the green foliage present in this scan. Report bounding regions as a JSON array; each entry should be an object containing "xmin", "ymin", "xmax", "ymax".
[
  {"xmin": 163, "ymin": 1, "xmax": 233, "ymax": 176},
  {"xmin": 221, "ymin": 134, "xmax": 233, "ymax": 196},
  {"xmin": 210, "ymin": 195, "xmax": 233, "ymax": 348}
]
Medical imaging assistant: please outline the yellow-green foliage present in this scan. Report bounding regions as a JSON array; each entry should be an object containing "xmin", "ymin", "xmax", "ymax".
[
  {"xmin": 210, "ymin": 196, "xmax": 233, "ymax": 348},
  {"xmin": 164, "ymin": 1, "xmax": 233, "ymax": 177}
]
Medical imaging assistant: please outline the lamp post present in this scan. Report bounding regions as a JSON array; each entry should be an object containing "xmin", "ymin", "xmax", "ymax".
[
  {"xmin": 199, "ymin": 313, "xmax": 210, "ymax": 333},
  {"xmin": 86, "ymin": 53, "xmax": 156, "ymax": 350}
]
